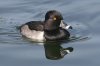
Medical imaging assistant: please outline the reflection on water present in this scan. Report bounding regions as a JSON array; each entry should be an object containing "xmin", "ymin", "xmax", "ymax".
[
  {"xmin": 44, "ymin": 42, "xmax": 73, "ymax": 60},
  {"xmin": 20, "ymin": 32, "xmax": 88, "ymax": 60},
  {"xmin": 0, "ymin": 0, "xmax": 100, "ymax": 66}
]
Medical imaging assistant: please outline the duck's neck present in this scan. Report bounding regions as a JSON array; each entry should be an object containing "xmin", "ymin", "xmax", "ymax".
[
  {"xmin": 44, "ymin": 28, "xmax": 60, "ymax": 36},
  {"xmin": 44, "ymin": 29, "xmax": 61, "ymax": 41}
]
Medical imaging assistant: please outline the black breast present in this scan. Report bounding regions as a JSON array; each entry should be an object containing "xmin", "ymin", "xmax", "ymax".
[
  {"xmin": 25, "ymin": 21, "xmax": 44, "ymax": 31},
  {"xmin": 44, "ymin": 28, "xmax": 70, "ymax": 41}
]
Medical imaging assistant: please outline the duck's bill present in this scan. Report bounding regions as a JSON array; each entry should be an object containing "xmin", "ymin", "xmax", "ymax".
[
  {"xmin": 65, "ymin": 25, "xmax": 73, "ymax": 29},
  {"xmin": 60, "ymin": 20, "xmax": 72, "ymax": 30}
]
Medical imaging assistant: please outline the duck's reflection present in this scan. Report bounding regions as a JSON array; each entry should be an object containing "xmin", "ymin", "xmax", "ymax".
[{"xmin": 44, "ymin": 42, "xmax": 73, "ymax": 60}]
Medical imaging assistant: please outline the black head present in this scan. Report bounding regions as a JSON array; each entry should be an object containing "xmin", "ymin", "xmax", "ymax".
[{"xmin": 44, "ymin": 10, "xmax": 63, "ymax": 30}]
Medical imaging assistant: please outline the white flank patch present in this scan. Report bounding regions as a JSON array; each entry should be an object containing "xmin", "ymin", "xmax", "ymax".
[{"xmin": 21, "ymin": 25, "xmax": 45, "ymax": 42}]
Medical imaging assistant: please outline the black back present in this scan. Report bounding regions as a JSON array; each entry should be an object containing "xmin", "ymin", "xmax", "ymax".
[{"xmin": 25, "ymin": 21, "xmax": 44, "ymax": 31}]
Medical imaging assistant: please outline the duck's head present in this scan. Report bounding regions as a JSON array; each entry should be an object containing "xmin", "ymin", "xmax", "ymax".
[
  {"xmin": 44, "ymin": 10, "xmax": 72, "ymax": 30},
  {"xmin": 44, "ymin": 10, "xmax": 63, "ymax": 30}
]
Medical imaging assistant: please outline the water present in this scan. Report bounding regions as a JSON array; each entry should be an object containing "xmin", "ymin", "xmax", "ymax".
[{"xmin": 0, "ymin": 0, "xmax": 100, "ymax": 66}]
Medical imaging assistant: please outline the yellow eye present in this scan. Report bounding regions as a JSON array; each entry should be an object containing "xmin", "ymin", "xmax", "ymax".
[{"xmin": 53, "ymin": 17, "xmax": 56, "ymax": 20}]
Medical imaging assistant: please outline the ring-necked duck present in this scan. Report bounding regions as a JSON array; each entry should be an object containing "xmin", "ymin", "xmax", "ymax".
[{"xmin": 20, "ymin": 10, "xmax": 72, "ymax": 42}]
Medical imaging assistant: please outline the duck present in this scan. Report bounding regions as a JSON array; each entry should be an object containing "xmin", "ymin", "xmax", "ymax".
[{"xmin": 20, "ymin": 10, "xmax": 72, "ymax": 42}]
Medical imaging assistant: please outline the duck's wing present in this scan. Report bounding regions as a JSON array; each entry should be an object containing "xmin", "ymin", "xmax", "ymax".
[{"xmin": 24, "ymin": 21, "xmax": 44, "ymax": 31}]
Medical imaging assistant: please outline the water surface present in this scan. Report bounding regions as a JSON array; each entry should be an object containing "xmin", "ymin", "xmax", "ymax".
[{"xmin": 0, "ymin": 0, "xmax": 100, "ymax": 66}]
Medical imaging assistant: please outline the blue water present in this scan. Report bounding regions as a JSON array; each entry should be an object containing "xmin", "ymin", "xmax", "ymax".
[{"xmin": 0, "ymin": 0, "xmax": 100, "ymax": 66}]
